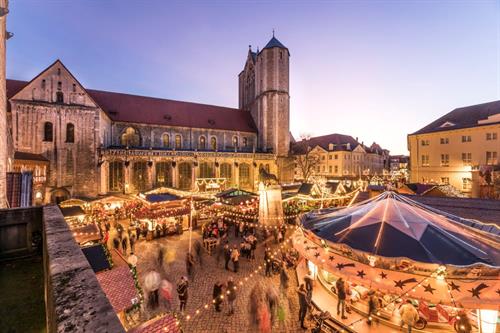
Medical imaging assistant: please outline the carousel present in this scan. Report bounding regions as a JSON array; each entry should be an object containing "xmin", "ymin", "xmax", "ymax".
[{"xmin": 293, "ymin": 191, "xmax": 499, "ymax": 333}]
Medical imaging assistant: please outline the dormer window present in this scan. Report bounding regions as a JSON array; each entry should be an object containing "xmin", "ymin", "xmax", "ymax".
[
  {"xmin": 440, "ymin": 121, "xmax": 455, "ymax": 128},
  {"xmin": 328, "ymin": 143, "xmax": 334, "ymax": 151}
]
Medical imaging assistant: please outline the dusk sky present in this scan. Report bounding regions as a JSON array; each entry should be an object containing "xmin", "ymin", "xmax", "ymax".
[{"xmin": 7, "ymin": 0, "xmax": 500, "ymax": 154}]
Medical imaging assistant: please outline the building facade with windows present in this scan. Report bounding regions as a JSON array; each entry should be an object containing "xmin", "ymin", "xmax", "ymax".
[
  {"xmin": 408, "ymin": 100, "xmax": 500, "ymax": 198},
  {"xmin": 6, "ymin": 35, "xmax": 291, "ymax": 203},
  {"xmin": 292, "ymin": 133, "xmax": 389, "ymax": 181}
]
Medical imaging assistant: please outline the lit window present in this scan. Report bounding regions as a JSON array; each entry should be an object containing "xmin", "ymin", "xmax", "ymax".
[
  {"xmin": 162, "ymin": 133, "xmax": 170, "ymax": 148},
  {"xmin": 175, "ymin": 135, "xmax": 182, "ymax": 149},
  {"xmin": 461, "ymin": 153, "xmax": 471, "ymax": 166},
  {"xmin": 441, "ymin": 177, "xmax": 449, "ymax": 185},
  {"xmin": 421, "ymin": 155, "xmax": 429, "ymax": 167},
  {"xmin": 462, "ymin": 178, "xmax": 472, "ymax": 190},
  {"xmin": 486, "ymin": 151, "xmax": 498, "ymax": 165},
  {"xmin": 233, "ymin": 136, "xmax": 239, "ymax": 148},
  {"xmin": 211, "ymin": 137, "xmax": 217, "ymax": 150},
  {"xmin": 199, "ymin": 136, "xmax": 206, "ymax": 150},
  {"xmin": 121, "ymin": 127, "xmax": 140, "ymax": 147},
  {"xmin": 243, "ymin": 137, "xmax": 248, "ymax": 147}
]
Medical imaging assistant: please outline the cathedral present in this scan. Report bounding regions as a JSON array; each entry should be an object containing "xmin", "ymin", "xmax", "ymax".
[{"xmin": 6, "ymin": 35, "xmax": 292, "ymax": 204}]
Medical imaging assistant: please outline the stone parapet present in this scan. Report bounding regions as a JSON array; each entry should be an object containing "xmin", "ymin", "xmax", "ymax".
[{"xmin": 43, "ymin": 205, "xmax": 125, "ymax": 333}]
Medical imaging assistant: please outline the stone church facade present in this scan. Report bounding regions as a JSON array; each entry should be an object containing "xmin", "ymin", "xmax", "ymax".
[{"xmin": 6, "ymin": 35, "xmax": 291, "ymax": 203}]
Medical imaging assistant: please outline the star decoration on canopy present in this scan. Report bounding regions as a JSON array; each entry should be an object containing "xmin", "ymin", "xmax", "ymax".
[
  {"xmin": 394, "ymin": 278, "xmax": 417, "ymax": 289},
  {"xmin": 468, "ymin": 283, "xmax": 489, "ymax": 299},
  {"xmin": 336, "ymin": 263, "xmax": 355, "ymax": 271},
  {"xmin": 496, "ymin": 289, "xmax": 500, "ymax": 296},
  {"xmin": 356, "ymin": 270, "xmax": 366, "ymax": 279},
  {"xmin": 314, "ymin": 252, "xmax": 320, "ymax": 258},
  {"xmin": 379, "ymin": 272, "xmax": 388, "ymax": 279},
  {"xmin": 328, "ymin": 255, "xmax": 334, "ymax": 261},
  {"xmin": 448, "ymin": 281, "xmax": 461, "ymax": 292},
  {"xmin": 423, "ymin": 284, "xmax": 436, "ymax": 294}
]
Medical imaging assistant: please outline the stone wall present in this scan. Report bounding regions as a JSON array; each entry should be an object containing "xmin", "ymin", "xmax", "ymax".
[
  {"xmin": 43, "ymin": 205, "xmax": 124, "ymax": 333},
  {"xmin": 0, "ymin": 205, "xmax": 42, "ymax": 258},
  {"xmin": 0, "ymin": 0, "xmax": 7, "ymax": 208}
]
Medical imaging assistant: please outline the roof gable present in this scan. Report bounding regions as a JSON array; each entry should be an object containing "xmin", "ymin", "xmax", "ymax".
[{"xmin": 11, "ymin": 59, "xmax": 99, "ymax": 108}]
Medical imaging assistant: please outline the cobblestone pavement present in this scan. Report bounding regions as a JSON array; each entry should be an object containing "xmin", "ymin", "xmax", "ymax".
[{"xmin": 133, "ymin": 228, "xmax": 309, "ymax": 333}]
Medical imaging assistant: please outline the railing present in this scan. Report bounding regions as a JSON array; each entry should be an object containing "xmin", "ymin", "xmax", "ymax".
[{"xmin": 100, "ymin": 147, "xmax": 276, "ymax": 160}]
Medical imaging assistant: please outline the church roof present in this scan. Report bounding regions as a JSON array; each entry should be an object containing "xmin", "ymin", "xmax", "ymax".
[
  {"xmin": 6, "ymin": 79, "xmax": 258, "ymax": 133},
  {"xmin": 263, "ymin": 36, "xmax": 287, "ymax": 50},
  {"xmin": 411, "ymin": 100, "xmax": 500, "ymax": 135}
]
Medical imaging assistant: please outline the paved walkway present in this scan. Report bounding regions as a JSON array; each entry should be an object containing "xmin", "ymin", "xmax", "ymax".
[{"xmin": 133, "ymin": 228, "xmax": 308, "ymax": 333}]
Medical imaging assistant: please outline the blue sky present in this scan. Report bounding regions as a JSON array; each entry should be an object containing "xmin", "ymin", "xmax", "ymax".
[{"xmin": 7, "ymin": 0, "xmax": 500, "ymax": 154}]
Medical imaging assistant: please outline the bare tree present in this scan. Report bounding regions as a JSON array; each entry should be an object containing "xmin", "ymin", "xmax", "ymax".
[{"xmin": 294, "ymin": 134, "xmax": 320, "ymax": 182}]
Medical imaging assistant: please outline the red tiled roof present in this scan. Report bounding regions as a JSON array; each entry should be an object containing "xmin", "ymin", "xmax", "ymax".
[
  {"xmin": 7, "ymin": 79, "xmax": 257, "ymax": 133},
  {"xmin": 96, "ymin": 265, "xmax": 138, "ymax": 313},
  {"xmin": 129, "ymin": 314, "xmax": 180, "ymax": 333}
]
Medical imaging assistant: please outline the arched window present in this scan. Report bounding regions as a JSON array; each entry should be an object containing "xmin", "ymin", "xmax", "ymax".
[
  {"xmin": 175, "ymin": 135, "xmax": 182, "ymax": 149},
  {"xmin": 132, "ymin": 161, "xmax": 148, "ymax": 192},
  {"xmin": 162, "ymin": 133, "xmax": 170, "ymax": 148},
  {"xmin": 155, "ymin": 162, "xmax": 172, "ymax": 187},
  {"xmin": 108, "ymin": 161, "xmax": 124, "ymax": 192},
  {"xmin": 121, "ymin": 127, "xmax": 141, "ymax": 147},
  {"xmin": 66, "ymin": 123, "xmax": 74, "ymax": 143},
  {"xmin": 233, "ymin": 136, "xmax": 239, "ymax": 148},
  {"xmin": 220, "ymin": 163, "xmax": 232, "ymax": 181},
  {"xmin": 199, "ymin": 162, "xmax": 215, "ymax": 178},
  {"xmin": 211, "ymin": 137, "xmax": 217, "ymax": 151},
  {"xmin": 178, "ymin": 162, "xmax": 192, "ymax": 190},
  {"xmin": 43, "ymin": 122, "xmax": 53, "ymax": 142},
  {"xmin": 198, "ymin": 136, "xmax": 206, "ymax": 150},
  {"xmin": 239, "ymin": 163, "xmax": 251, "ymax": 188},
  {"xmin": 243, "ymin": 137, "xmax": 248, "ymax": 148}
]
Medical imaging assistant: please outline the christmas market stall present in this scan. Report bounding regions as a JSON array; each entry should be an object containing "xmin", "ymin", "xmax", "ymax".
[{"xmin": 293, "ymin": 191, "xmax": 500, "ymax": 333}]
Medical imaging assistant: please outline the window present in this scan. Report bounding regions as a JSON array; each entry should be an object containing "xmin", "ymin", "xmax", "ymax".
[
  {"xmin": 175, "ymin": 135, "xmax": 182, "ymax": 149},
  {"xmin": 486, "ymin": 132, "xmax": 498, "ymax": 140},
  {"xmin": 41, "ymin": 79, "xmax": 46, "ymax": 89},
  {"xmin": 462, "ymin": 153, "xmax": 472, "ymax": 165},
  {"xmin": 43, "ymin": 122, "xmax": 53, "ymax": 142},
  {"xmin": 108, "ymin": 161, "xmax": 124, "ymax": 192},
  {"xmin": 199, "ymin": 162, "xmax": 215, "ymax": 178},
  {"xmin": 486, "ymin": 151, "xmax": 498, "ymax": 165},
  {"xmin": 321, "ymin": 156, "xmax": 325, "ymax": 160},
  {"xmin": 57, "ymin": 81, "xmax": 62, "ymax": 90},
  {"xmin": 121, "ymin": 127, "xmax": 140, "ymax": 147},
  {"xmin": 72, "ymin": 83, "xmax": 76, "ymax": 92},
  {"xmin": 243, "ymin": 137, "xmax": 248, "ymax": 148},
  {"xmin": 441, "ymin": 177, "xmax": 449, "ymax": 185},
  {"xmin": 198, "ymin": 136, "xmax": 206, "ymax": 150},
  {"xmin": 56, "ymin": 91, "xmax": 64, "ymax": 103},
  {"xmin": 334, "ymin": 154, "xmax": 338, "ymax": 160},
  {"xmin": 211, "ymin": 137, "xmax": 217, "ymax": 150},
  {"xmin": 328, "ymin": 155, "xmax": 332, "ymax": 160},
  {"xmin": 239, "ymin": 163, "xmax": 251, "ymax": 187},
  {"xmin": 132, "ymin": 161, "xmax": 148, "ymax": 192},
  {"xmin": 421, "ymin": 155, "xmax": 429, "ymax": 167},
  {"xmin": 334, "ymin": 165, "xmax": 338, "ymax": 174},
  {"xmin": 155, "ymin": 162, "xmax": 172, "ymax": 187},
  {"xmin": 440, "ymin": 154, "xmax": 449, "ymax": 167},
  {"xmin": 220, "ymin": 163, "xmax": 232, "ymax": 181},
  {"xmin": 178, "ymin": 162, "xmax": 192, "ymax": 190},
  {"xmin": 66, "ymin": 123, "xmax": 74, "ymax": 143},
  {"xmin": 322, "ymin": 166, "xmax": 325, "ymax": 172},
  {"xmin": 462, "ymin": 178, "xmax": 472, "ymax": 191},
  {"xmin": 440, "ymin": 138, "xmax": 449, "ymax": 144},
  {"xmin": 233, "ymin": 136, "xmax": 239, "ymax": 148},
  {"xmin": 421, "ymin": 139, "xmax": 430, "ymax": 146},
  {"xmin": 328, "ymin": 166, "xmax": 332, "ymax": 173},
  {"xmin": 162, "ymin": 133, "xmax": 170, "ymax": 148},
  {"xmin": 461, "ymin": 135, "xmax": 472, "ymax": 142}
]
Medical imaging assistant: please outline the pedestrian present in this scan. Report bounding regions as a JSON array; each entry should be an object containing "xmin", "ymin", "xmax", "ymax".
[
  {"xmin": 186, "ymin": 252, "xmax": 195, "ymax": 280},
  {"xmin": 121, "ymin": 237, "xmax": 128, "ymax": 255},
  {"xmin": 297, "ymin": 284, "xmax": 309, "ymax": 329},
  {"xmin": 231, "ymin": 245, "xmax": 240, "ymax": 273},
  {"xmin": 304, "ymin": 274, "xmax": 314, "ymax": 299},
  {"xmin": 265, "ymin": 286, "xmax": 279, "ymax": 324},
  {"xmin": 226, "ymin": 277, "xmax": 236, "ymax": 316},
  {"xmin": 399, "ymin": 300, "xmax": 419, "ymax": 333},
  {"xmin": 176, "ymin": 276, "xmax": 189, "ymax": 313},
  {"xmin": 129, "ymin": 233, "xmax": 136, "ymax": 253},
  {"xmin": 234, "ymin": 222, "xmax": 239, "ymax": 238},
  {"xmin": 367, "ymin": 290, "xmax": 377, "ymax": 325},
  {"xmin": 264, "ymin": 248, "xmax": 272, "ymax": 277},
  {"xmin": 158, "ymin": 246, "xmax": 165, "ymax": 268},
  {"xmin": 455, "ymin": 311, "xmax": 472, "ymax": 333},
  {"xmin": 336, "ymin": 277, "xmax": 347, "ymax": 319},
  {"xmin": 160, "ymin": 279, "xmax": 173, "ymax": 311},
  {"xmin": 224, "ymin": 243, "xmax": 231, "ymax": 271},
  {"xmin": 213, "ymin": 281, "xmax": 224, "ymax": 312},
  {"xmin": 135, "ymin": 225, "xmax": 141, "ymax": 240},
  {"xmin": 194, "ymin": 240, "xmax": 203, "ymax": 265},
  {"xmin": 112, "ymin": 237, "xmax": 120, "ymax": 251},
  {"xmin": 279, "ymin": 262, "xmax": 289, "ymax": 292}
]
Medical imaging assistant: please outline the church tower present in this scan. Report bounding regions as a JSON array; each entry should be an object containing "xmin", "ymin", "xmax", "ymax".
[{"xmin": 239, "ymin": 34, "xmax": 290, "ymax": 157}]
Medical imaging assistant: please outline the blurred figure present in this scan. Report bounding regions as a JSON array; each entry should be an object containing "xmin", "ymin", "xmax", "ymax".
[
  {"xmin": 226, "ymin": 277, "xmax": 236, "ymax": 316},
  {"xmin": 176, "ymin": 276, "xmax": 189, "ymax": 313},
  {"xmin": 297, "ymin": 284, "xmax": 309, "ymax": 329},
  {"xmin": 213, "ymin": 281, "xmax": 224, "ymax": 312},
  {"xmin": 399, "ymin": 300, "xmax": 419, "ymax": 333}
]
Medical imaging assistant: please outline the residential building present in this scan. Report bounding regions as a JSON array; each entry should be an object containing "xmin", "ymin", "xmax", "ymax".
[{"xmin": 408, "ymin": 100, "xmax": 500, "ymax": 198}]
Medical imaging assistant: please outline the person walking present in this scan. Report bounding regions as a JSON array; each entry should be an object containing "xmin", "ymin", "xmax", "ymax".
[
  {"xmin": 213, "ymin": 281, "xmax": 224, "ymax": 312},
  {"xmin": 297, "ymin": 284, "xmax": 309, "ymax": 329},
  {"xmin": 455, "ymin": 311, "xmax": 472, "ymax": 333},
  {"xmin": 367, "ymin": 290, "xmax": 378, "ymax": 325},
  {"xmin": 304, "ymin": 274, "xmax": 314, "ymax": 299},
  {"xmin": 279, "ymin": 262, "xmax": 289, "ymax": 292},
  {"xmin": 399, "ymin": 300, "xmax": 419, "ymax": 333},
  {"xmin": 129, "ymin": 232, "xmax": 136, "ymax": 254},
  {"xmin": 176, "ymin": 276, "xmax": 189, "ymax": 313},
  {"xmin": 231, "ymin": 245, "xmax": 240, "ymax": 273},
  {"xmin": 224, "ymin": 243, "xmax": 231, "ymax": 271},
  {"xmin": 264, "ymin": 248, "xmax": 272, "ymax": 277},
  {"xmin": 186, "ymin": 252, "xmax": 195, "ymax": 281},
  {"xmin": 121, "ymin": 237, "xmax": 128, "ymax": 255},
  {"xmin": 194, "ymin": 240, "xmax": 203, "ymax": 265},
  {"xmin": 226, "ymin": 277, "xmax": 236, "ymax": 316},
  {"xmin": 112, "ymin": 237, "xmax": 120, "ymax": 251},
  {"xmin": 336, "ymin": 277, "xmax": 348, "ymax": 319}
]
